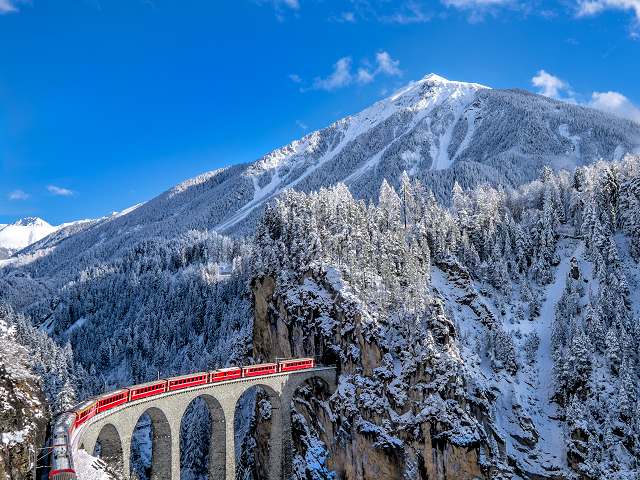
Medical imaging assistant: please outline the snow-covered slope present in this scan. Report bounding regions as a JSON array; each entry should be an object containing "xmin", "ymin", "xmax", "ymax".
[
  {"xmin": 6, "ymin": 73, "xmax": 640, "ymax": 283},
  {"xmin": 0, "ymin": 217, "xmax": 58, "ymax": 251}
]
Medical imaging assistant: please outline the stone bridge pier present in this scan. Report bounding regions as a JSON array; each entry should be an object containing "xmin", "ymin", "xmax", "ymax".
[{"xmin": 76, "ymin": 368, "xmax": 336, "ymax": 480}]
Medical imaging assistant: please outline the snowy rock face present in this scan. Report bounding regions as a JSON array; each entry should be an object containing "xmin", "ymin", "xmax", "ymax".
[
  {"xmin": 0, "ymin": 312, "xmax": 48, "ymax": 480},
  {"xmin": 251, "ymin": 273, "xmax": 491, "ymax": 479}
]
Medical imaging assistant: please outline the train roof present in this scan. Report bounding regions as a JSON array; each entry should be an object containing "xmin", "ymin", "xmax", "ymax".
[
  {"xmin": 130, "ymin": 379, "xmax": 168, "ymax": 390},
  {"xmin": 168, "ymin": 371, "xmax": 209, "ymax": 382},
  {"xmin": 53, "ymin": 412, "xmax": 76, "ymax": 434},
  {"xmin": 94, "ymin": 388, "xmax": 130, "ymax": 401},
  {"xmin": 69, "ymin": 398, "xmax": 97, "ymax": 413},
  {"xmin": 210, "ymin": 366, "xmax": 241, "ymax": 373},
  {"xmin": 245, "ymin": 363, "xmax": 277, "ymax": 368},
  {"xmin": 280, "ymin": 357, "xmax": 314, "ymax": 362}
]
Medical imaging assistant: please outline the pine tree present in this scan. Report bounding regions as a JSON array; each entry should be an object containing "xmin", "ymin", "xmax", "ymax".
[
  {"xmin": 605, "ymin": 327, "xmax": 621, "ymax": 374},
  {"xmin": 53, "ymin": 378, "xmax": 76, "ymax": 416}
]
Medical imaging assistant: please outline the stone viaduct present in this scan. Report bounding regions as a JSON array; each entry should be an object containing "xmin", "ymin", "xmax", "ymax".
[{"xmin": 72, "ymin": 367, "xmax": 336, "ymax": 480}]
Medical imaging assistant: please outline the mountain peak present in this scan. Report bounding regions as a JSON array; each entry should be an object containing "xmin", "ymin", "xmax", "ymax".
[
  {"xmin": 421, "ymin": 73, "xmax": 449, "ymax": 83},
  {"xmin": 10, "ymin": 217, "xmax": 51, "ymax": 227}
]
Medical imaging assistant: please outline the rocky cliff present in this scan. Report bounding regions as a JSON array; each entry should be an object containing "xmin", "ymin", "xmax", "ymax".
[
  {"xmin": 252, "ymin": 269, "xmax": 497, "ymax": 480},
  {"xmin": 0, "ymin": 320, "xmax": 48, "ymax": 480}
]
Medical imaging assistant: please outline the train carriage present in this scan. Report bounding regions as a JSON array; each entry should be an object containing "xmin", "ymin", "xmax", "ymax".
[
  {"xmin": 210, "ymin": 367, "xmax": 242, "ymax": 382},
  {"xmin": 50, "ymin": 412, "xmax": 78, "ymax": 480},
  {"xmin": 69, "ymin": 399, "xmax": 98, "ymax": 429},
  {"xmin": 168, "ymin": 371, "xmax": 208, "ymax": 391},
  {"xmin": 278, "ymin": 357, "xmax": 314, "ymax": 372},
  {"xmin": 95, "ymin": 388, "xmax": 130, "ymax": 413},
  {"xmin": 49, "ymin": 443, "xmax": 76, "ymax": 480},
  {"xmin": 53, "ymin": 411, "xmax": 77, "ymax": 442},
  {"xmin": 242, "ymin": 363, "xmax": 277, "ymax": 377},
  {"xmin": 129, "ymin": 379, "xmax": 167, "ymax": 401}
]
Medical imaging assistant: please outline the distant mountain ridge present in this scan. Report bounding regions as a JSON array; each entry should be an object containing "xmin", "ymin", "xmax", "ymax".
[
  {"xmin": 0, "ymin": 217, "xmax": 58, "ymax": 259},
  {"xmin": 9, "ymin": 217, "xmax": 50, "ymax": 227},
  {"xmin": 7, "ymin": 73, "xmax": 640, "ymax": 276}
]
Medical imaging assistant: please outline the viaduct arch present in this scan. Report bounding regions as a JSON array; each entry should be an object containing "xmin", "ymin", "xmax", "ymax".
[{"xmin": 73, "ymin": 368, "xmax": 337, "ymax": 480}]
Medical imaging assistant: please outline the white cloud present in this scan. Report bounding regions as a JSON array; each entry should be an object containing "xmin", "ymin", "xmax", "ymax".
[
  {"xmin": 375, "ymin": 52, "xmax": 402, "ymax": 77},
  {"xmin": 47, "ymin": 185, "xmax": 77, "ymax": 196},
  {"xmin": 442, "ymin": 0, "xmax": 512, "ymax": 7},
  {"xmin": 307, "ymin": 57, "xmax": 355, "ymax": 92},
  {"xmin": 531, "ymin": 70, "xmax": 575, "ymax": 101},
  {"xmin": 378, "ymin": 1, "xmax": 433, "ymax": 23},
  {"xmin": 296, "ymin": 120, "xmax": 308, "ymax": 130},
  {"xmin": 441, "ymin": 0, "xmax": 514, "ymax": 22},
  {"xmin": 577, "ymin": 0, "xmax": 640, "ymax": 20},
  {"xmin": 0, "ymin": 0, "xmax": 27, "ymax": 14},
  {"xmin": 8, "ymin": 190, "xmax": 29, "ymax": 200},
  {"xmin": 357, "ymin": 68, "xmax": 375, "ymax": 84},
  {"xmin": 330, "ymin": 11, "xmax": 357, "ymax": 22},
  {"xmin": 288, "ymin": 74, "xmax": 302, "ymax": 83},
  {"xmin": 589, "ymin": 91, "xmax": 640, "ymax": 122},
  {"xmin": 302, "ymin": 52, "xmax": 402, "ymax": 92},
  {"xmin": 531, "ymin": 70, "xmax": 640, "ymax": 123},
  {"xmin": 256, "ymin": 0, "xmax": 300, "ymax": 21}
]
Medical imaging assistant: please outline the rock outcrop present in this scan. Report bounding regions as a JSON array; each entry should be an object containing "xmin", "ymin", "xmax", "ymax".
[
  {"xmin": 252, "ymin": 269, "xmax": 496, "ymax": 480},
  {"xmin": 0, "ymin": 322, "xmax": 48, "ymax": 480}
]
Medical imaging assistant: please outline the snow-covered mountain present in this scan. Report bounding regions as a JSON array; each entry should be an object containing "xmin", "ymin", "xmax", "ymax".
[
  {"xmin": 0, "ymin": 217, "xmax": 58, "ymax": 250},
  {"xmin": 6, "ymin": 74, "xmax": 639, "ymax": 281},
  {"xmin": 0, "ymin": 217, "xmax": 59, "ymax": 260}
]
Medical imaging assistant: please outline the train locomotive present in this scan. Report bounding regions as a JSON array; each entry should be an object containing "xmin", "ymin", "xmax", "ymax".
[{"xmin": 49, "ymin": 358, "xmax": 315, "ymax": 480}]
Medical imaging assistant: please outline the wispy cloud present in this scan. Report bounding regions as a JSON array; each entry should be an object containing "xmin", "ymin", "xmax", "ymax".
[
  {"xmin": 589, "ymin": 91, "xmax": 640, "ymax": 122},
  {"xmin": 379, "ymin": 1, "xmax": 433, "ymax": 23},
  {"xmin": 256, "ymin": 0, "xmax": 300, "ymax": 21},
  {"xmin": 532, "ymin": 70, "xmax": 640, "ymax": 122},
  {"xmin": 302, "ymin": 51, "xmax": 403, "ymax": 92},
  {"xmin": 576, "ymin": 0, "xmax": 640, "ymax": 20},
  {"xmin": 296, "ymin": 120, "xmax": 309, "ymax": 130},
  {"xmin": 441, "ymin": 0, "xmax": 516, "ymax": 22},
  {"xmin": 47, "ymin": 185, "xmax": 77, "ymax": 196},
  {"xmin": 357, "ymin": 68, "xmax": 375, "ymax": 84},
  {"xmin": 374, "ymin": 52, "xmax": 402, "ymax": 77},
  {"xmin": 329, "ymin": 11, "xmax": 357, "ymax": 22},
  {"xmin": 531, "ymin": 70, "xmax": 576, "ymax": 101},
  {"xmin": 307, "ymin": 57, "xmax": 355, "ymax": 92},
  {"xmin": 288, "ymin": 74, "xmax": 302, "ymax": 83},
  {"xmin": 8, "ymin": 190, "xmax": 30, "ymax": 200},
  {"xmin": 0, "ymin": 0, "xmax": 27, "ymax": 14}
]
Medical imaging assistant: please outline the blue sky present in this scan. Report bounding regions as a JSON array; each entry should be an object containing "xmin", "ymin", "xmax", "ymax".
[{"xmin": 1, "ymin": 0, "xmax": 639, "ymax": 225}]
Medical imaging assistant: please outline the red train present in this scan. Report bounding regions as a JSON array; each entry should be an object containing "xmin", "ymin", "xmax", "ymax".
[{"xmin": 50, "ymin": 358, "xmax": 315, "ymax": 480}]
